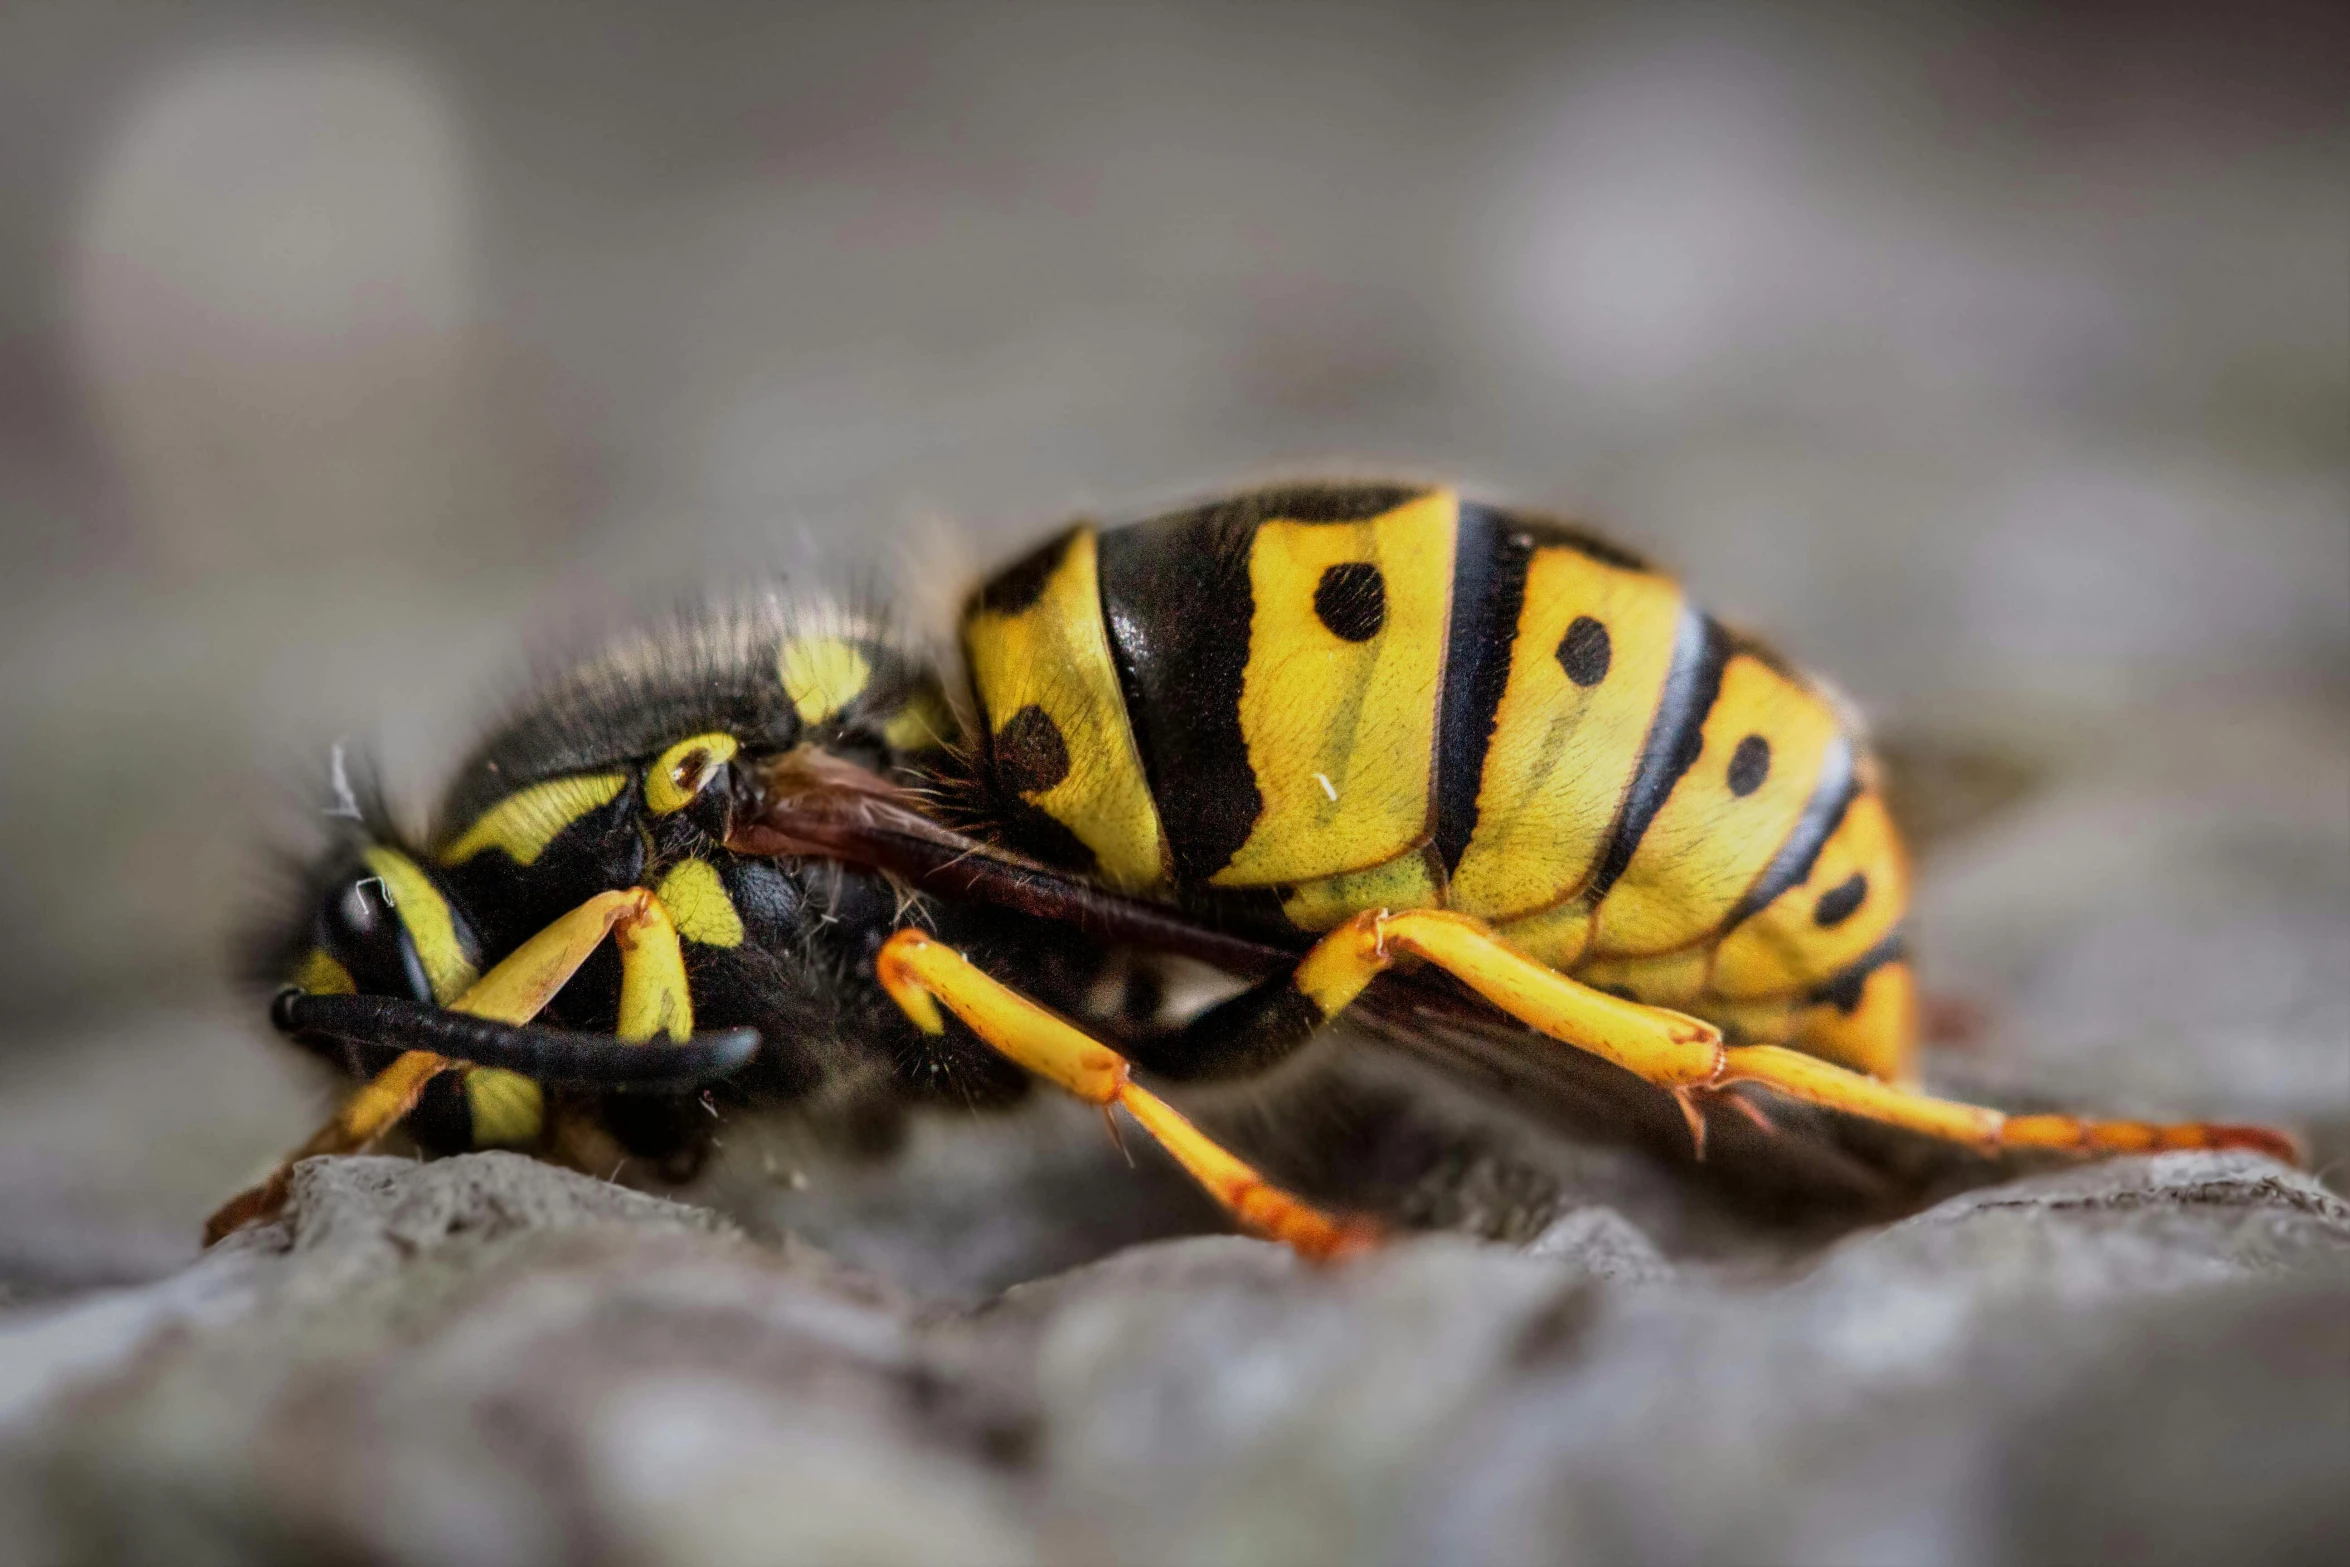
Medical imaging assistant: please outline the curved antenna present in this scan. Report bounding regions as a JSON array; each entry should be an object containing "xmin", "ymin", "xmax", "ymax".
[{"xmin": 273, "ymin": 991, "xmax": 760, "ymax": 1092}]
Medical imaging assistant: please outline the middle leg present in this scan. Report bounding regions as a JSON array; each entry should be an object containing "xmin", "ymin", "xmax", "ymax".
[{"xmin": 874, "ymin": 929, "xmax": 1379, "ymax": 1260}]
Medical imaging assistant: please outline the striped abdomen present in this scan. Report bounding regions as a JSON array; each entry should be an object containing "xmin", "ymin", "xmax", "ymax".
[{"xmin": 963, "ymin": 485, "xmax": 1914, "ymax": 1078}]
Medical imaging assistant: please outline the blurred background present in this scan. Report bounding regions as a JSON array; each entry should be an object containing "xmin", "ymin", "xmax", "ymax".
[{"xmin": 0, "ymin": 1, "xmax": 2343, "ymax": 1293}]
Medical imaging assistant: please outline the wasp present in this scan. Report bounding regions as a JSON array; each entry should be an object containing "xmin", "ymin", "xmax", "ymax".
[{"xmin": 207, "ymin": 484, "xmax": 2297, "ymax": 1254}]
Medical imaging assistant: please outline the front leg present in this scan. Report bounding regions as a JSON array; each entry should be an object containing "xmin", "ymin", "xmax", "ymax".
[{"xmin": 206, "ymin": 887, "xmax": 714, "ymax": 1245}]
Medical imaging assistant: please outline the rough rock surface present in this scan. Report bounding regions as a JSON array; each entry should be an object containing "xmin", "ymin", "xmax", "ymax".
[{"xmin": 1, "ymin": 1149, "xmax": 2342, "ymax": 1566}]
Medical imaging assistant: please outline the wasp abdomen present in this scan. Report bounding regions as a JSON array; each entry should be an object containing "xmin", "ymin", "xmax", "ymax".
[{"xmin": 963, "ymin": 484, "xmax": 1914, "ymax": 1079}]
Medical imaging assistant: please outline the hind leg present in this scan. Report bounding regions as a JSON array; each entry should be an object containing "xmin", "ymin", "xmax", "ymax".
[{"xmin": 1270, "ymin": 909, "xmax": 2299, "ymax": 1164}]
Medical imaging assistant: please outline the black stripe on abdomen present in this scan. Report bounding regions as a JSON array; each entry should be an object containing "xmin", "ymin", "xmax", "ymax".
[
  {"xmin": 1433, "ymin": 505, "xmax": 1530, "ymax": 875},
  {"xmin": 1725, "ymin": 732, "xmax": 1859, "ymax": 928},
  {"xmin": 1583, "ymin": 607, "xmax": 1730, "ymax": 902},
  {"xmin": 1809, "ymin": 928, "xmax": 1909, "ymax": 1014},
  {"xmin": 1098, "ymin": 516, "xmax": 1260, "ymax": 883},
  {"xmin": 1096, "ymin": 485, "xmax": 1420, "ymax": 885}
]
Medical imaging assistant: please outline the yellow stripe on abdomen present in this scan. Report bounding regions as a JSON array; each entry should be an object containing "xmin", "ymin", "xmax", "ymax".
[
  {"xmin": 1212, "ymin": 490, "xmax": 1457, "ymax": 886},
  {"xmin": 1448, "ymin": 546, "xmax": 1685, "ymax": 922},
  {"xmin": 964, "ymin": 527, "xmax": 1169, "ymax": 892},
  {"xmin": 1590, "ymin": 653, "xmax": 1842, "ymax": 957},
  {"xmin": 1711, "ymin": 789, "xmax": 1907, "ymax": 1000},
  {"xmin": 1794, "ymin": 958, "xmax": 1917, "ymax": 1081},
  {"xmin": 1279, "ymin": 847, "xmax": 1447, "ymax": 932}
]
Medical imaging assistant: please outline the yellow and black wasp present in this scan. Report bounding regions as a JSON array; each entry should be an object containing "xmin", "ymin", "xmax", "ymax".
[{"xmin": 208, "ymin": 483, "xmax": 2296, "ymax": 1254}]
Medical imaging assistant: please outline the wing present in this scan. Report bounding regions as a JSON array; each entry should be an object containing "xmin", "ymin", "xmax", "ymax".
[
  {"xmin": 1872, "ymin": 728, "xmax": 2047, "ymax": 858},
  {"xmin": 725, "ymin": 745, "xmax": 1299, "ymax": 976},
  {"xmin": 1348, "ymin": 974, "xmax": 1945, "ymax": 1211}
]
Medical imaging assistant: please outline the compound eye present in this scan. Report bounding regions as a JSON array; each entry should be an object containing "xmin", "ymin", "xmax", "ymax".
[
  {"xmin": 304, "ymin": 847, "xmax": 478, "ymax": 1007},
  {"xmin": 339, "ymin": 876, "xmax": 388, "ymax": 935},
  {"xmin": 647, "ymin": 732, "xmax": 742, "ymax": 816},
  {"xmin": 310, "ymin": 865, "xmax": 431, "ymax": 1003}
]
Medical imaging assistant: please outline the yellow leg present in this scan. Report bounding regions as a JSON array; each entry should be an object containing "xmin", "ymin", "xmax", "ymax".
[
  {"xmin": 204, "ymin": 889, "xmax": 658, "ymax": 1245},
  {"xmin": 200, "ymin": 1048, "xmax": 452, "ymax": 1245},
  {"xmin": 875, "ymin": 929, "xmax": 1380, "ymax": 1261},
  {"xmin": 1298, "ymin": 909, "xmax": 1724, "ymax": 1086},
  {"xmin": 1297, "ymin": 909, "xmax": 2300, "ymax": 1166},
  {"xmin": 456, "ymin": 888, "xmax": 654, "ymax": 1024}
]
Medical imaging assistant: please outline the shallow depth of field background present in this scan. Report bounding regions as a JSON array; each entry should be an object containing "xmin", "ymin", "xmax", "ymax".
[{"xmin": 0, "ymin": 3, "xmax": 2342, "ymax": 1287}]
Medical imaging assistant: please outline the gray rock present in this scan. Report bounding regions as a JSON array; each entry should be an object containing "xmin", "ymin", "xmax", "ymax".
[
  {"xmin": 3, "ymin": 1156, "xmax": 1024, "ymax": 1567},
  {"xmin": 1521, "ymin": 1205, "xmax": 1674, "ymax": 1283},
  {"xmin": 1, "ymin": 1147, "xmax": 2341, "ymax": 1566}
]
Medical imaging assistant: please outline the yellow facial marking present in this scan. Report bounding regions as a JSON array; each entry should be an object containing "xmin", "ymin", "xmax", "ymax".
[
  {"xmin": 616, "ymin": 892, "xmax": 694, "ymax": 1043},
  {"xmin": 439, "ymin": 774, "xmax": 628, "ymax": 867},
  {"xmin": 294, "ymin": 947, "xmax": 357, "ymax": 996},
  {"xmin": 360, "ymin": 845, "xmax": 479, "ymax": 1005},
  {"xmin": 1449, "ymin": 547, "xmax": 1686, "ymax": 921},
  {"xmin": 1591, "ymin": 653, "xmax": 1842, "ymax": 958},
  {"xmin": 1214, "ymin": 489, "xmax": 1457, "ymax": 886},
  {"xmin": 1279, "ymin": 848, "xmax": 1445, "ymax": 933},
  {"xmin": 645, "ymin": 732, "xmax": 740, "ymax": 816},
  {"xmin": 778, "ymin": 636, "xmax": 872, "ymax": 726},
  {"xmin": 464, "ymin": 1067, "xmax": 545, "ymax": 1147},
  {"xmin": 1711, "ymin": 791, "xmax": 1908, "ymax": 1000},
  {"xmin": 964, "ymin": 527, "xmax": 1169, "ymax": 891},
  {"xmin": 656, "ymin": 858, "xmax": 745, "ymax": 948}
]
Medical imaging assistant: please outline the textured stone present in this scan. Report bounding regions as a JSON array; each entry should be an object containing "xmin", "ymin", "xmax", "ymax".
[{"xmin": 2, "ymin": 1149, "xmax": 2341, "ymax": 1566}]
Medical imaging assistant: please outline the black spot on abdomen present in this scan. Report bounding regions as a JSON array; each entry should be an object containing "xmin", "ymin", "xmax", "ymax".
[
  {"xmin": 1314, "ymin": 562, "xmax": 1386, "ymax": 642},
  {"xmin": 1813, "ymin": 871, "xmax": 1868, "ymax": 927},
  {"xmin": 1723, "ymin": 736, "xmax": 1856, "ymax": 931},
  {"xmin": 993, "ymin": 705, "xmax": 1071, "ymax": 797},
  {"xmin": 1556, "ymin": 615, "xmax": 1611, "ymax": 687},
  {"xmin": 1728, "ymin": 734, "xmax": 1772, "ymax": 796},
  {"xmin": 1435, "ymin": 509, "xmax": 1525, "ymax": 875}
]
